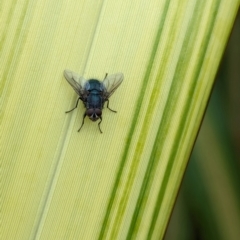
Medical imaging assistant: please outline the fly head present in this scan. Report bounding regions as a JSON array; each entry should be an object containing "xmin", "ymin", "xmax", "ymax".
[{"xmin": 86, "ymin": 108, "xmax": 102, "ymax": 121}]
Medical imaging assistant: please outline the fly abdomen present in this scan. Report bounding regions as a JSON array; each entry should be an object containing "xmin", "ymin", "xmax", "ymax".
[
  {"xmin": 86, "ymin": 79, "xmax": 104, "ymax": 92},
  {"xmin": 85, "ymin": 80, "xmax": 104, "ymax": 109}
]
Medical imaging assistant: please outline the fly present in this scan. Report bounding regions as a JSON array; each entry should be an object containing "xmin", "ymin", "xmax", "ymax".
[{"xmin": 64, "ymin": 69, "xmax": 124, "ymax": 133}]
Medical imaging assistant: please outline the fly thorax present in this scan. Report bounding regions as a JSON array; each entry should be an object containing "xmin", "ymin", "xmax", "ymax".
[{"xmin": 86, "ymin": 92, "xmax": 103, "ymax": 109}]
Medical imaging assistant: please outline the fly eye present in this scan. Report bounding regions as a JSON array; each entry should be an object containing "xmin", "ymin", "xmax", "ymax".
[
  {"xmin": 86, "ymin": 109, "xmax": 94, "ymax": 116},
  {"xmin": 95, "ymin": 109, "xmax": 102, "ymax": 115}
]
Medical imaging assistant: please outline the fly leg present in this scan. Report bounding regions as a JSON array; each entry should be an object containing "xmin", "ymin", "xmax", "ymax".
[
  {"xmin": 66, "ymin": 97, "xmax": 81, "ymax": 113},
  {"xmin": 98, "ymin": 117, "xmax": 103, "ymax": 133},
  {"xmin": 106, "ymin": 99, "xmax": 117, "ymax": 113},
  {"xmin": 78, "ymin": 112, "xmax": 87, "ymax": 132},
  {"xmin": 103, "ymin": 73, "xmax": 108, "ymax": 80}
]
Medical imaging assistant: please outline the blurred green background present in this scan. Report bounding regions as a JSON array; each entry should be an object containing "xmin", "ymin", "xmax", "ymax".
[{"xmin": 165, "ymin": 10, "xmax": 240, "ymax": 240}]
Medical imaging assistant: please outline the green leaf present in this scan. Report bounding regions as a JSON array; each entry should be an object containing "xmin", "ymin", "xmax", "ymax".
[{"xmin": 1, "ymin": 0, "xmax": 239, "ymax": 239}]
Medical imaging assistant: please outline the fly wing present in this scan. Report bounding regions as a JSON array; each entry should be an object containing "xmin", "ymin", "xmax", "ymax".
[
  {"xmin": 64, "ymin": 69, "xmax": 86, "ymax": 96},
  {"xmin": 102, "ymin": 73, "xmax": 124, "ymax": 99}
]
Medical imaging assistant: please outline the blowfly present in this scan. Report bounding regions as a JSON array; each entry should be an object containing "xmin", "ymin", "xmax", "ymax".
[{"xmin": 64, "ymin": 69, "xmax": 124, "ymax": 133}]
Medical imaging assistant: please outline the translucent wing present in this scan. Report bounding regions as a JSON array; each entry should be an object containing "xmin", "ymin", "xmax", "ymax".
[
  {"xmin": 64, "ymin": 69, "xmax": 86, "ymax": 96},
  {"xmin": 102, "ymin": 73, "xmax": 124, "ymax": 99}
]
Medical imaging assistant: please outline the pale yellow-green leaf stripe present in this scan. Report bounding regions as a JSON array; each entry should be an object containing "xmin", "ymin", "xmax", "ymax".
[{"xmin": 1, "ymin": 0, "xmax": 239, "ymax": 239}]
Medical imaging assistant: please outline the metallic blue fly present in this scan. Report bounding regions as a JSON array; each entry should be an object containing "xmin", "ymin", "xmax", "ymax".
[{"xmin": 64, "ymin": 70, "xmax": 124, "ymax": 133}]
